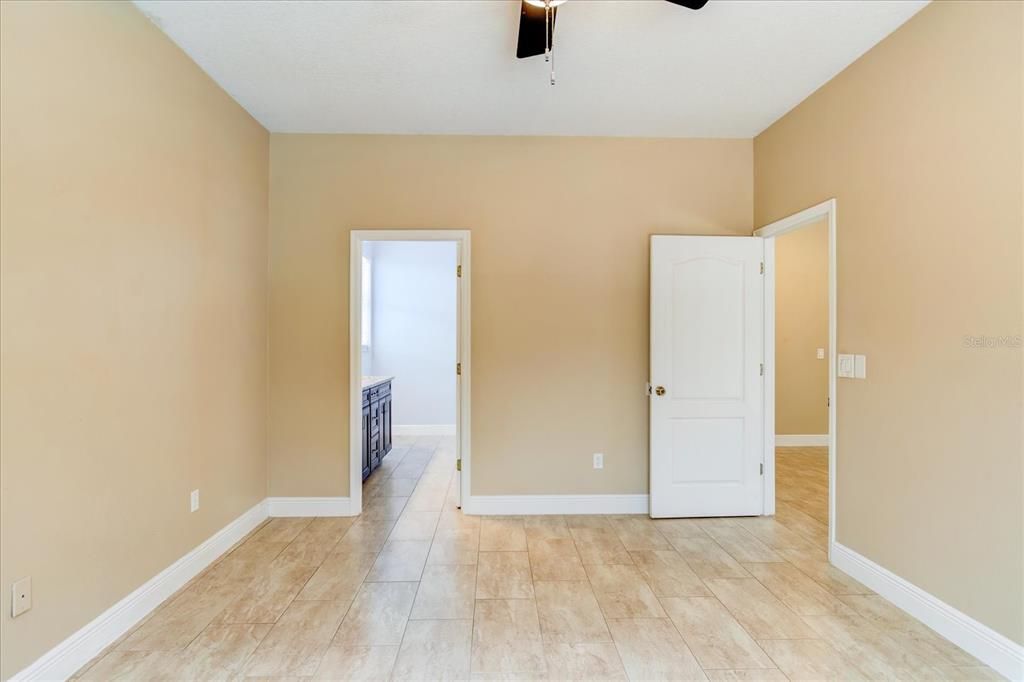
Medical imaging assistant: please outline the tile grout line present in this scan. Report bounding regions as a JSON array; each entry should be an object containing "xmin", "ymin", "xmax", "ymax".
[{"xmin": 388, "ymin": 443, "xmax": 440, "ymax": 677}]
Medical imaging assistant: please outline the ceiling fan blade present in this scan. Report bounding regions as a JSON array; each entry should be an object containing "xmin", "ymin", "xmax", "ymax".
[
  {"xmin": 516, "ymin": 0, "xmax": 556, "ymax": 59},
  {"xmin": 665, "ymin": 0, "xmax": 709, "ymax": 8}
]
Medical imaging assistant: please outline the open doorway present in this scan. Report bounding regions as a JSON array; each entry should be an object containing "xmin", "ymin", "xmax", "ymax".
[
  {"xmin": 772, "ymin": 218, "xmax": 830, "ymax": 537},
  {"xmin": 757, "ymin": 200, "xmax": 837, "ymax": 555},
  {"xmin": 348, "ymin": 230, "xmax": 471, "ymax": 517}
]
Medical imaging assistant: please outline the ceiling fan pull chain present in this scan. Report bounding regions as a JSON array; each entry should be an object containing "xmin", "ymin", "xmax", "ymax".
[
  {"xmin": 550, "ymin": 36, "xmax": 555, "ymax": 85},
  {"xmin": 544, "ymin": 0, "xmax": 550, "ymax": 63},
  {"xmin": 544, "ymin": 0, "xmax": 555, "ymax": 85}
]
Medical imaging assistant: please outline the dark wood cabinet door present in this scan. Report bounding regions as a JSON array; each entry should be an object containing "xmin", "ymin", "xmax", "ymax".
[
  {"xmin": 370, "ymin": 399, "xmax": 381, "ymax": 435},
  {"xmin": 361, "ymin": 401, "xmax": 371, "ymax": 481},
  {"xmin": 369, "ymin": 433, "xmax": 381, "ymax": 471},
  {"xmin": 382, "ymin": 392, "xmax": 392, "ymax": 455},
  {"xmin": 361, "ymin": 381, "xmax": 393, "ymax": 482}
]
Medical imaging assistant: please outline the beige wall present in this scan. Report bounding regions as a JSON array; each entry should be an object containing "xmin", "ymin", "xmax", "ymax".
[
  {"xmin": 775, "ymin": 219, "xmax": 829, "ymax": 435},
  {"xmin": 755, "ymin": 0, "xmax": 1023, "ymax": 645},
  {"xmin": 0, "ymin": 2, "xmax": 269, "ymax": 677},
  {"xmin": 269, "ymin": 135, "xmax": 752, "ymax": 498},
  {"xmin": 5, "ymin": 0, "xmax": 1020, "ymax": 672}
]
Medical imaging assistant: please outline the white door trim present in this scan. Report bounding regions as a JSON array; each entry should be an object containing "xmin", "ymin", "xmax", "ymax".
[
  {"xmin": 349, "ymin": 229, "xmax": 471, "ymax": 516},
  {"xmin": 754, "ymin": 198, "xmax": 837, "ymax": 551}
]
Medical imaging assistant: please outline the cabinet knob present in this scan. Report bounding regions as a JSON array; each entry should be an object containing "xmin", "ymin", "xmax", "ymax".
[{"xmin": 655, "ymin": 386, "xmax": 666, "ymax": 396}]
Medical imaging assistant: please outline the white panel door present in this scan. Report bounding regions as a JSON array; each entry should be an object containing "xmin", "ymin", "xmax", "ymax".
[{"xmin": 650, "ymin": 236, "xmax": 764, "ymax": 518}]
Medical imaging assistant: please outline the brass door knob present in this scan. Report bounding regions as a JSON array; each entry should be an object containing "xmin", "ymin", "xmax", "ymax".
[{"xmin": 655, "ymin": 386, "xmax": 666, "ymax": 396}]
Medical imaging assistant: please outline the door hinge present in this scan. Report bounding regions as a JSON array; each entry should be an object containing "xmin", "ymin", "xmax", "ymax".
[
  {"xmin": 456, "ymin": 362, "xmax": 462, "ymax": 376},
  {"xmin": 760, "ymin": 363, "xmax": 764, "ymax": 376},
  {"xmin": 456, "ymin": 458, "xmax": 462, "ymax": 472},
  {"xmin": 456, "ymin": 264, "xmax": 462, "ymax": 278},
  {"xmin": 760, "ymin": 463, "xmax": 764, "ymax": 475},
  {"xmin": 760, "ymin": 261, "xmax": 765, "ymax": 275}
]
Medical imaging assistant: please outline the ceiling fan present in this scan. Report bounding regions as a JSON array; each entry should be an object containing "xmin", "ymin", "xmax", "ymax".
[{"xmin": 517, "ymin": 0, "xmax": 709, "ymax": 85}]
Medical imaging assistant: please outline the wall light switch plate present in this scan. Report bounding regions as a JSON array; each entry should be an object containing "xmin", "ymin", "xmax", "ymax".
[
  {"xmin": 816, "ymin": 348, "xmax": 825, "ymax": 360},
  {"xmin": 854, "ymin": 355, "xmax": 867, "ymax": 379},
  {"xmin": 12, "ymin": 577, "xmax": 31, "ymax": 618},
  {"xmin": 190, "ymin": 489, "xmax": 200, "ymax": 513},
  {"xmin": 837, "ymin": 354, "xmax": 855, "ymax": 378},
  {"xmin": 593, "ymin": 453, "xmax": 604, "ymax": 470}
]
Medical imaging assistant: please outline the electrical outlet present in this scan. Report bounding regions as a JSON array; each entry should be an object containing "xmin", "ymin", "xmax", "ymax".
[
  {"xmin": 816, "ymin": 348, "xmax": 825, "ymax": 360},
  {"xmin": 190, "ymin": 489, "xmax": 200, "ymax": 513},
  {"xmin": 12, "ymin": 577, "xmax": 31, "ymax": 618},
  {"xmin": 593, "ymin": 453, "xmax": 604, "ymax": 470}
]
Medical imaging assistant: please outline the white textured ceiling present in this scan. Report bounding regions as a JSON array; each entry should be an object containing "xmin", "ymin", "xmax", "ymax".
[{"xmin": 133, "ymin": 0, "xmax": 928, "ymax": 138}]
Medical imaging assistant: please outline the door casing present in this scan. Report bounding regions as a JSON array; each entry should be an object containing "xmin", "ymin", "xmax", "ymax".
[
  {"xmin": 349, "ymin": 229, "xmax": 471, "ymax": 516},
  {"xmin": 754, "ymin": 199, "xmax": 837, "ymax": 556}
]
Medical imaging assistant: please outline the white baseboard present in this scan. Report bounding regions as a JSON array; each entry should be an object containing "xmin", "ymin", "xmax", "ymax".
[
  {"xmin": 11, "ymin": 500, "xmax": 269, "ymax": 682},
  {"xmin": 831, "ymin": 542, "xmax": 1024, "ymax": 680},
  {"xmin": 463, "ymin": 494, "xmax": 648, "ymax": 516},
  {"xmin": 393, "ymin": 424, "xmax": 456, "ymax": 436},
  {"xmin": 266, "ymin": 496, "xmax": 352, "ymax": 517},
  {"xmin": 775, "ymin": 434, "xmax": 829, "ymax": 446}
]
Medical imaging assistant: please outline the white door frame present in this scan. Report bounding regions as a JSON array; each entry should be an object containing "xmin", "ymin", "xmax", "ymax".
[
  {"xmin": 754, "ymin": 199, "xmax": 837, "ymax": 554},
  {"xmin": 348, "ymin": 229, "xmax": 471, "ymax": 516}
]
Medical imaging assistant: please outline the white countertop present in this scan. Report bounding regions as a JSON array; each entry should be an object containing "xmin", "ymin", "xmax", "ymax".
[{"xmin": 361, "ymin": 375, "xmax": 394, "ymax": 389}]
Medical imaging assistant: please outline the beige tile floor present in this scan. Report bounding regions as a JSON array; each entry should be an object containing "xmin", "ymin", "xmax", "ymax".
[{"xmin": 75, "ymin": 440, "xmax": 1002, "ymax": 681}]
